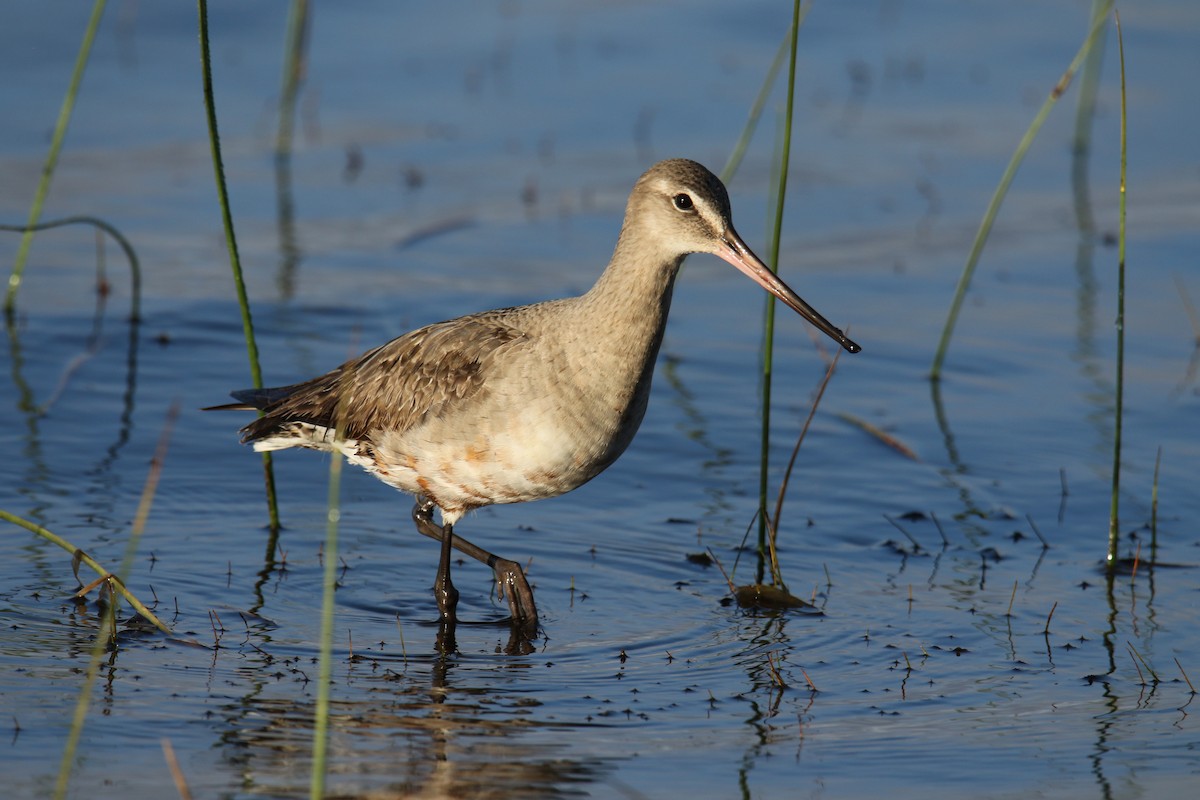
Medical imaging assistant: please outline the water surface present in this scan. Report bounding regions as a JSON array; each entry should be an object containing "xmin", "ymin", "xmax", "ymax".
[{"xmin": 2, "ymin": 2, "xmax": 1199, "ymax": 798}]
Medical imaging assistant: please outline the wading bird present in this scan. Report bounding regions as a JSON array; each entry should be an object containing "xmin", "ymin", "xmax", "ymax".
[{"xmin": 210, "ymin": 159, "xmax": 860, "ymax": 649}]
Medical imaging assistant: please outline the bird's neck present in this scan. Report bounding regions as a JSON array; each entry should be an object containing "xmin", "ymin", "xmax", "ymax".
[
  {"xmin": 563, "ymin": 242, "xmax": 684, "ymax": 436},
  {"xmin": 581, "ymin": 239, "xmax": 683, "ymax": 355}
]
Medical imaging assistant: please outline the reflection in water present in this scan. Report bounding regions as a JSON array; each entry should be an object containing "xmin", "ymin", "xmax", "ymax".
[
  {"xmin": 5, "ymin": 317, "xmax": 46, "ymax": 516},
  {"xmin": 1168, "ymin": 276, "xmax": 1200, "ymax": 397},
  {"xmin": 928, "ymin": 378, "xmax": 988, "ymax": 533},
  {"xmin": 274, "ymin": 150, "xmax": 302, "ymax": 302},
  {"xmin": 214, "ymin": 652, "xmax": 613, "ymax": 799},
  {"xmin": 2, "ymin": 217, "xmax": 144, "ymax": 528},
  {"xmin": 661, "ymin": 353, "xmax": 735, "ymax": 524},
  {"xmin": 273, "ymin": 0, "xmax": 311, "ymax": 301}
]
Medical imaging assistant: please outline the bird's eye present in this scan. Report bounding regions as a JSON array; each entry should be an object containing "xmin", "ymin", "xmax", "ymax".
[{"xmin": 672, "ymin": 193, "xmax": 694, "ymax": 212}]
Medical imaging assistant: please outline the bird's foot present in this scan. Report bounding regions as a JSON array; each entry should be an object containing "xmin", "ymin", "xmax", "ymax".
[
  {"xmin": 491, "ymin": 556, "xmax": 537, "ymax": 635},
  {"xmin": 412, "ymin": 497, "xmax": 437, "ymax": 527}
]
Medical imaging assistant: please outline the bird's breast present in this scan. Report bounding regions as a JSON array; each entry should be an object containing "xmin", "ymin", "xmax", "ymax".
[{"xmin": 368, "ymin": 392, "xmax": 634, "ymax": 514}]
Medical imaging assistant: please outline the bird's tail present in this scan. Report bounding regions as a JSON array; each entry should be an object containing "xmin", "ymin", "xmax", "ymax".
[{"xmin": 202, "ymin": 385, "xmax": 304, "ymax": 413}]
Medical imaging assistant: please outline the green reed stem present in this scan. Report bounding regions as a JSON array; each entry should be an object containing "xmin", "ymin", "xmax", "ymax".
[
  {"xmin": 49, "ymin": 403, "xmax": 178, "ymax": 799},
  {"xmin": 197, "ymin": 0, "xmax": 281, "ymax": 531},
  {"xmin": 1107, "ymin": 10, "xmax": 1127, "ymax": 566},
  {"xmin": 930, "ymin": 2, "xmax": 1114, "ymax": 381},
  {"xmin": 715, "ymin": 4, "xmax": 811, "ymax": 585},
  {"xmin": 754, "ymin": 0, "xmax": 804, "ymax": 585},
  {"xmin": 0, "ymin": 509, "xmax": 169, "ymax": 634},
  {"xmin": 720, "ymin": 26, "xmax": 793, "ymax": 185},
  {"xmin": 5, "ymin": 0, "xmax": 107, "ymax": 321},
  {"xmin": 1070, "ymin": 0, "xmax": 1110, "ymax": 235},
  {"xmin": 310, "ymin": 452, "xmax": 342, "ymax": 798},
  {"xmin": 276, "ymin": 0, "xmax": 310, "ymax": 158},
  {"xmin": 0, "ymin": 216, "xmax": 142, "ymax": 321},
  {"xmin": 54, "ymin": 586, "xmax": 117, "ymax": 800}
]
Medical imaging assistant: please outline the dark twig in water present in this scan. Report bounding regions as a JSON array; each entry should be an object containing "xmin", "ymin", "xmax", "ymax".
[
  {"xmin": 1151, "ymin": 446, "xmax": 1162, "ymax": 558},
  {"xmin": 1043, "ymin": 601, "xmax": 1058, "ymax": 635},
  {"xmin": 1127, "ymin": 642, "xmax": 1159, "ymax": 685},
  {"xmin": 706, "ymin": 548, "xmax": 737, "ymax": 594},
  {"xmin": 768, "ymin": 343, "xmax": 845, "ymax": 588},
  {"xmin": 884, "ymin": 514, "xmax": 922, "ymax": 554},
  {"xmin": 1175, "ymin": 658, "xmax": 1196, "ymax": 694},
  {"xmin": 1128, "ymin": 646, "xmax": 1146, "ymax": 686},
  {"xmin": 1058, "ymin": 468, "xmax": 1070, "ymax": 523},
  {"xmin": 765, "ymin": 652, "xmax": 788, "ymax": 689},
  {"xmin": 1026, "ymin": 514, "xmax": 1050, "ymax": 548},
  {"xmin": 835, "ymin": 411, "xmax": 918, "ymax": 461},
  {"xmin": 773, "ymin": 348, "xmax": 842, "ymax": 531},
  {"xmin": 930, "ymin": 512, "xmax": 950, "ymax": 548}
]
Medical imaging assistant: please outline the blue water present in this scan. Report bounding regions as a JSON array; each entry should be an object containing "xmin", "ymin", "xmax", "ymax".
[{"xmin": 2, "ymin": 2, "xmax": 1199, "ymax": 798}]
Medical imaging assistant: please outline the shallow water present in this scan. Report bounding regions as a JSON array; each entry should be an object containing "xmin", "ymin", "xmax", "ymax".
[{"xmin": 2, "ymin": 2, "xmax": 1199, "ymax": 798}]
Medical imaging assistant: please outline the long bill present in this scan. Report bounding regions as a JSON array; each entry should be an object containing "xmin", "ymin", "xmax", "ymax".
[{"xmin": 715, "ymin": 228, "xmax": 861, "ymax": 354}]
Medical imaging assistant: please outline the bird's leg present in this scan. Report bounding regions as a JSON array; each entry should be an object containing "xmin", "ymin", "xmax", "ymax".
[
  {"xmin": 415, "ymin": 499, "xmax": 460, "ymax": 627},
  {"xmin": 411, "ymin": 501, "xmax": 538, "ymax": 631}
]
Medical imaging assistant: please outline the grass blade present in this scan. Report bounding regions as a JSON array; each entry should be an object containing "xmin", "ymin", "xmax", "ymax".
[
  {"xmin": 930, "ymin": 2, "xmax": 1114, "ymax": 381},
  {"xmin": 754, "ymin": 0, "xmax": 805, "ymax": 585},
  {"xmin": 50, "ymin": 404, "xmax": 179, "ymax": 799},
  {"xmin": 5, "ymin": 0, "xmax": 107, "ymax": 320},
  {"xmin": 1107, "ymin": 9, "xmax": 1127, "ymax": 567},
  {"xmin": 197, "ymin": 0, "xmax": 281, "ymax": 531},
  {"xmin": 0, "ymin": 510, "xmax": 170, "ymax": 634},
  {"xmin": 0, "ymin": 216, "xmax": 141, "ymax": 322},
  {"xmin": 770, "ymin": 346, "xmax": 843, "ymax": 561}
]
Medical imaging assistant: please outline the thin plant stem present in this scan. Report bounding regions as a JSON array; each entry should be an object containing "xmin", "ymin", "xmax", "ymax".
[
  {"xmin": 5, "ymin": 0, "xmax": 107, "ymax": 320},
  {"xmin": 1070, "ymin": 0, "xmax": 1111, "ymax": 235},
  {"xmin": 54, "ymin": 591, "xmax": 116, "ymax": 800},
  {"xmin": 771, "ymin": 346, "xmax": 843, "ymax": 542},
  {"xmin": 1175, "ymin": 657, "xmax": 1196, "ymax": 694},
  {"xmin": 119, "ymin": 401, "xmax": 179, "ymax": 577},
  {"xmin": 311, "ymin": 377, "xmax": 353, "ymax": 798},
  {"xmin": 197, "ymin": 0, "xmax": 281, "ymax": 531},
  {"xmin": 756, "ymin": 0, "xmax": 803, "ymax": 585},
  {"xmin": 51, "ymin": 404, "xmax": 178, "ymax": 799},
  {"xmin": 1107, "ymin": 9, "xmax": 1126, "ymax": 566},
  {"xmin": 0, "ymin": 216, "xmax": 141, "ymax": 321},
  {"xmin": 276, "ymin": 0, "xmax": 310, "ymax": 158},
  {"xmin": 273, "ymin": 0, "xmax": 310, "ymax": 301},
  {"xmin": 0, "ymin": 510, "xmax": 169, "ymax": 634},
  {"xmin": 1150, "ymin": 446, "xmax": 1161, "ymax": 560},
  {"xmin": 930, "ymin": 3, "xmax": 1114, "ymax": 381},
  {"xmin": 720, "ymin": 20, "xmax": 798, "ymax": 184}
]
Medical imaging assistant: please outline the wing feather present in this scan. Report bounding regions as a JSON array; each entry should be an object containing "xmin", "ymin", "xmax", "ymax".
[{"xmin": 235, "ymin": 313, "xmax": 529, "ymax": 445}]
